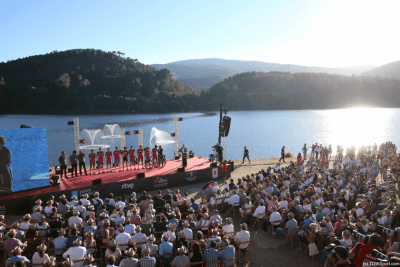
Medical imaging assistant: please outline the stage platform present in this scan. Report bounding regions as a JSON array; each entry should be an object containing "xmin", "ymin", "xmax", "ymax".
[{"xmin": 0, "ymin": 157, "xmax": 229, "ymax": 213}]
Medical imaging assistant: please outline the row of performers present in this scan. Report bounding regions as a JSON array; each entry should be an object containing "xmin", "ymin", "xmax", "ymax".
[{"xmin": 87, "ymin": 145, "xmax": 163, "ymax": 173}]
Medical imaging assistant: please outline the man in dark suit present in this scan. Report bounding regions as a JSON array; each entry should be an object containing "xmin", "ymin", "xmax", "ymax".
[
  {"xmin": 0, "ymin": 136, "xmax": 13, "ymax": 192},
  {"xmin": 181, "ymin": 144, "xmax": 188, "ymax": 167},
  {"xmin": 154, "ymin": 194, "xmax": 166, "ymax": 213}
]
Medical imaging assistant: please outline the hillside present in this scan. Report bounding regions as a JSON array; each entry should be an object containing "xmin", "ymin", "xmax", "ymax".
[
  {"xmin": 0, "ymin": 49, "xmax": 199, "ymax": 114},
  {"xmin": 151, "ymin": 58, "xmax": 376, "ymax": 90},
  {"xmin": 360, "ymin": 60, "xmax": 400, "ymax": 79},
  {"xmin": 195, "ymin": 71, "xmax": 400, "ymax": 111}
]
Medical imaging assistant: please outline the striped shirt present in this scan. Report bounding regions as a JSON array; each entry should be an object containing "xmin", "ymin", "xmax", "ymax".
[
  {"xmin": 203, "ymin": 248, "xmax": 219, "ymax": 267},
  {"xmin": 138, "ymin": 256, "xmax": 156, "ymax": 267}
]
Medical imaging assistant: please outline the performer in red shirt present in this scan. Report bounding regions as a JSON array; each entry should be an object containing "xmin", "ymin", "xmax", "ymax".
[
  {"xmin": 121, "ymin": 147, "xmax": 129, "ymax": 171},
  {"xmin": 128, "ymin": 146, "xmax": 136, "ymax": 170},
  {"xmin": 137, "ymin": 145, "xmax": 144, "ymax": 169},
  {"xmin": 89, "ymin": 149, "xmax": 96, "ymax": 174},
  {"xmin": 145, "ymin": 148, "xmax": 151, "ymax": 165},
  {"xmin": 152, "ymin": 145, "xmax": 158, "ymax": 163},
  {"xmin": 105, "ymin": 148, "xmax": 113, "ymax": 173},
  {"xmin": 96, "ymin": 148, "xmax": 104, "ymax": 174},
  {"xmin": 113, "ymin": 147, "xmax": 120, "ymax": 172}
]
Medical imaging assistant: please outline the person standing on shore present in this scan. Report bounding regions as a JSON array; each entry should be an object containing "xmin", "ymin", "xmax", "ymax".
[
  {"xmin": 69, "ymin": 150, "xmax": 78, "ymax": 178},
  {"xmin": 314, "ymin": 143, "xmax": 320, "ymax": 161},
  {"xmin": 279, "ymin": 146, "xmax": 286, "ymax": 163},
  {"xmin": 242, "ymin": 147, "xmax": 250, "ymax": 164},
  {"xmin": 302, "ymin": 144, "xmax": 308, "ymax": 160},
  {"xmin": 328, "ymin": 145, "xmax": 333, "ymax": 161},
  {"xmin": 59, "ymin": 151, "xmax": 68, "ymax": 179},
  {"xmin": 310, "ymin": 144, "xmax": 315, "ymax": 160},
  {"xmin": 78, "ymin": 150, "xmax": 87, "ymax": 176}
]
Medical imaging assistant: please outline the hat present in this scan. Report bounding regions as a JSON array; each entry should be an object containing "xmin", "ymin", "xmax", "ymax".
[
  {"xmin": 73, "ymin": 238, "xmax": 82, "ymax": 246},
  {"xmin": 167, "ymin": 223, "xmax": 175, "ymax": 230},
  {"xmin": 83, "ymin": 193, "xmax": 89, "ymax": 198},
  {"xmin": 44, "ymin": 256, "xmax": 57, "ymax": 267},
  {"xmin": 58, "ymin": 228, "xmax": 66, "ymax": 234},
  {"xmin": 85, "ymin": 231, "xmax": 94, "ymax": 237},
  {"xmin": 88, "ymin": 205, "xmax": 94, "ymax": 211},
  {"xmin": 147, "ymin": 234, "xmax": 155, "ymax": 241},
  {"xmin": 53, "ymin": 213, "xmax": 61, "ymax": 219},
  {"xmin": 70, "ymin": 223, "xmax": 77, "ymax": 230},
  {"xmin": 29, "ymin": 224, "xmax": 37, "ymax": 230},
  {"xmin": 240, "ymin": 223, "xmax": 248, "ymax": 229},
  {"xmin": 128, "ymin": 237, "xmax": 136, "ymax": 245},
  {"xmin": 73, "ymin": 210, "xmax": 80, "ymax": 216},
  {"xmin": 226, "ymin": 217, "xmax": 233, "ymax": 224},
  {"xmin": 71, "ymin": 196, "xmax": 78, "ymax": 200},
  {"xmin": 336, "ymin": 214, "xmax": 343, "ymax": 218},
  {"xmin": 343, "ymin": 230, "xmax": 351, "ymax": 237},
  {"xmin": 142, "ymin": 246, "xmax": 151, "ymax": 253},
  {"xmin": 118, "ymin": 225, "xmax": 125, "ymax": 232},
  {"xmin": 100, "ymin": 212, "xmax": 108, "ymax": 219},
  {"xmin": 85, "ymin": 254, "xmax": 94, "ymax": 262},
  {"xmin": 37, "ymin": 243, "xmax": 47, "ymax": 251},
  {"xmin": 8, "ymin": 229, "xmax": 16, "ymax": 236},
  {"xmin": 178, "ymin": 246, "xmax": 188, "ymax": 254},
  {"xmin": 47, "ymin": 200, "xmax": 53, "ymax": 205},
  {"xmin": 178, "ymin": 231, "xmax": 186, "ymax": 238},
  {"xmin": 35, "ymin": 199, "xmax": 42, "ymax": 204},
  {"xmin": 108, "ymin": 239, "xmax": 117, "ymax": 247},
  {"xmin": 62, "ymin": 258, "xmax": 74, "ymax": 267},
  {"xmin": 328, "ymin": 232, "xmax": 336, "ymax": 237},
  {"xmin": 125, "ymin": 248, "xmax": 136, "ymax": 256},
  {"xmin": 94, "ymin": 192, "xmax": 99, "ymax": 197},
  {"xmin": 135, "ymin": 225, "xmax": 142, "ymax": 232},
  {"xmin": 11, "ymin": 246, "xmax": 23, "ymax": 254},
  {"xmin": 317, "ymin": 206, "xmax": 323, "ymax": 211}
]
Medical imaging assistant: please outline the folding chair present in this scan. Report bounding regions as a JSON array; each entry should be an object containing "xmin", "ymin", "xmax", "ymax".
[
  {"xmin": 268, "ymin": 221, "xmax": 281, "ymax": 238},
  {"xmin": 236, "ymin": 241, "xmax": 251, "ymax": 264},
  {"xmin": 158, "ymin": 252, "xmax": 174, "ymax": 267},
  {"xmin": 252, "ymin": 213, "xmax": 265, "ymax": 230},
  {"xmin": 228, "ymin": 203, "xmax": 240, "ymax": 216},
  {"xmin": 189, "ymin": 261, "xmax": 204, "ymax": 266},
  {"xmin": 221, "ymin": 258, "xmax": 236, "ymax": 267},
  {"xmin": 283, "ymin": 228, "xmax": 299, "ymax": 248}
]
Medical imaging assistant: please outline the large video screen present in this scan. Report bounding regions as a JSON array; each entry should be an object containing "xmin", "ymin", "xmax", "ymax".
[{"xmin": 0, "ymin": 127, "xmax": 49, "ymax": 194}]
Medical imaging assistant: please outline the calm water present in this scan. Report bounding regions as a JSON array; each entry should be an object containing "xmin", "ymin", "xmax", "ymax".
[{"xmin": 0, "ymin": 108, "xmax": 399, "ymax": 167}]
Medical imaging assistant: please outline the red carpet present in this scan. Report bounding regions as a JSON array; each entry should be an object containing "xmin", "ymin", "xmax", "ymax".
[{"xmin": 0, "ymin": 157, "xmax": 212, "ymax": 201}]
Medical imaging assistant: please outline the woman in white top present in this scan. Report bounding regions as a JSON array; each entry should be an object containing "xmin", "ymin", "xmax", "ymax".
[
  {"xmin": 240, "ymin": 197, "xmax": 252, "ymax": 218},
  {"xmin": 84, "ymin": 231, "xmax": 96, "ymax": 255},
  {"xmin": 44, "ymin": 201, "xmax": 54, "ymax": 216},
  {"xmin": 278, "ymin": 196, "xmax": 288, "ymax": 209},
  {"xmin": 222, "ymin": 217, "xmax": 234, "ymax": 238},
  {"xmin": 32, "ymin": 243, "xmax": 50, "ymax": 266},
  {"xmin": 198, "ymin": 213, "xmax": 210, "ymax": 235},
  {"xmin": 37, "ymin": 218, "xmax": 49, "ymax": 238}
]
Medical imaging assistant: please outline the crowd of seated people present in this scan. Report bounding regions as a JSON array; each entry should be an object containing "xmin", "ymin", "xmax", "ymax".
[{"xmin": 0, "ymin": 186, "xmax": 251, "ymax": 267}]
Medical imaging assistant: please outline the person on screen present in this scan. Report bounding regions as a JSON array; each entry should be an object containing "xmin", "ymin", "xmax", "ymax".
[{"xmin": 0, "ymin": 135, "xmax": 13, "ymax": 192}]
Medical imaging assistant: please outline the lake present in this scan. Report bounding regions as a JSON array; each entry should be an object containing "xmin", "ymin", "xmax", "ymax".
[{"xmin": 0, "ymin": 107, "xmax": 398, "ymax": 167}]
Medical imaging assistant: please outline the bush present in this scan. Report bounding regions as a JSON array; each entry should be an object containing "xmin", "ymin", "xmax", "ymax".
[{"xmin": 285, "ymin": 151, "xmax": 294, "ymax": 158}]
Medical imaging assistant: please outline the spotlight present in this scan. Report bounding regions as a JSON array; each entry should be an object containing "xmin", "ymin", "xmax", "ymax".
[
  {"xmin": 20, "ymin": 124, "xmax": 32, "ymax": 128},
  {"xmin": 133, "ymin": 130, "xmax": 139, "ymax": 134},
  {"xmin": 50, "ymin": 176, "xmax": 60, "ymax": 186},
  {"xmin": 67, "ymin": 121, "xmax": 74, "ymax": 125},
  {"xmin": 209, "ymin": 154, "xmax": 215, "ymax": 162},
  {"xmin": 171, "ymin": 133, "xmax": 176, "ymax": 137},
  {"xmin": 80, "ymin": 139, "xmax": 86, "ymax": 144},
  {"xmin": 55, "ymin": 165, "xmax": 62, "ymax": 175},
  {"xmin": 178, "ymin": 117, "xmax": 184, "ymax": 121},
  {"xmin": 189, "ymin": 151, "xmax": 194, "ymax": 158},
  {"xmin": 125, "ymin": 131, "xmax": 131, "ymax": 135}
]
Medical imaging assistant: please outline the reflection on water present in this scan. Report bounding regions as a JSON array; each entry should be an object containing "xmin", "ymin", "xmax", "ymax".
[{"xmin": 318, "ymin": 107, "xmax": 395, "ymax": 153}]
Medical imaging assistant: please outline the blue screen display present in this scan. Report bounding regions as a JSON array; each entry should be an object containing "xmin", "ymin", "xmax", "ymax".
[{"xmin": 0, "ymin": 127, "xmax": 49, "ymax": 192}]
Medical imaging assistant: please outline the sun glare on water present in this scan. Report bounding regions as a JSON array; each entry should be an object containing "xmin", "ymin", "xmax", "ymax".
[{"xmin": 320, "ymin": 107, "xmax": 395, "ymax": 152}]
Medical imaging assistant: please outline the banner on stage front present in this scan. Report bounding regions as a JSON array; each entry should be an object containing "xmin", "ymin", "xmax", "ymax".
[{"xmin": 212, "ymin": 168, "xmax": 218, "ymax": 179}]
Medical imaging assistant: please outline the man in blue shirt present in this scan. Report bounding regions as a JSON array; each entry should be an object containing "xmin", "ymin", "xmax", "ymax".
[
  {"xmin": 66, "ymin": 228, "xmax": 82, "ymax": 249},
  {"xmin": 204, "ymin": 241, "xmax": 220, "ymax": 267},
  {"xmin": 190, "ymin": 198, "xmax": 199, "ymax": 214},
  {"xmin": 5, "ymin": 246, "xmax": 30, "ymax": 266},
  {"xmin": 219, "ymin": 239, "xmax": 235, "ymax": 267},
  {"xmin": 159, "ymin": 234, "xmax": 173, "ymax": 260}
]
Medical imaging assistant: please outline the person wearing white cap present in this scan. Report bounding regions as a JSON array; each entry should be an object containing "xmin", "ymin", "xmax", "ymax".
[
  {"xmin": 63, "ymin": 238, "xmax": 87, "ymax": 267},
  {"xmin": 68, "ymin": 210, "xmax": 83, "ymax": 228},
  {"xmin": 32, "ymin": 243, "xmax": 50, "ymax": 266},
  {"xmin": 80, "ymin": 194, "xmax": 90, "ymax": 207},
  {"xmin": 138, "ymin": 246, "xmax": 156, "ymax": 267},
  {"xmin": 162, "ymin": 223, "xmax": 176, "ymax": 242},
  {"xmin": 132, "ymin": 225, "xmax": 146, "ymax": 244},
  {"xmin": 141, "ymin": 235, "xmax": 158, "ymax": 257},
  {"xmin": 119, "ymin": 248, "xmax": 138, "ymax": 267},
  {"xmin": 115, "ymin": 225, "xmax": 131, "ymax": 251}
]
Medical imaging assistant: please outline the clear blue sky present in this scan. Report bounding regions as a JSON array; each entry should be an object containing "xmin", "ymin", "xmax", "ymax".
[{"xmin": 1, "ymin": 0, "xmax": 399, "ymax": 67}]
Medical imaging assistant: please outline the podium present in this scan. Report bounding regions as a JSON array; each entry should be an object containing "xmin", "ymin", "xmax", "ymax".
[{"xmin": 182, "ymin": 153, "xmax": 187, "ymax": 167}]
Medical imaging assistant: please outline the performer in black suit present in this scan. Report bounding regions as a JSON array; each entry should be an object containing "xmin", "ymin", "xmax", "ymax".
[
  {"xmin": 0, "ymin": 136, "xmax": 13, "ymax": 192},
  {"xmin": 181, "ymin": 144, "xmax": 188, "ymax": 167}
]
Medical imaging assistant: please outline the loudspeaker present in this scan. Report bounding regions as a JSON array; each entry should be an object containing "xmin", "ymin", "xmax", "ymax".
[
  {"xmin": 92, "ymin": 179, "xmax": 102, "ymax": 185},
  {"xmin": 174, "ymin": 156, "xmax": 180, "ymax": 160},
  {"xmin": 177, "ymin": 167, "xmax": 185, "ymax": 172},
  {"xmin": 210, "ymin": 162, "xmax": 218, "ymax": 168},
  {"xmin": 68, "ymin": 168, "xmax": 72, "ymax": 172},
  {"xmin": 221, "ymin": 116, "xmax": 231, "ymax": 137},
  {"xmin": 137, "ymin": 173, "xmax": 145, "ymax": 178},
  {"xmin": 228, "ymin": 160, "xmax": 234, "ymax": 171}
]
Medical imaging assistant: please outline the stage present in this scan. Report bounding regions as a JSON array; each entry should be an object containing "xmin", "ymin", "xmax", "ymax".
[{"xmin": 0, "ymin": 157, "xmax": 230, "ymax": 214}]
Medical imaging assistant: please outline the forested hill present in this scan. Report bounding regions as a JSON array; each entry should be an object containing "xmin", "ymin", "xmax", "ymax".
[
  {"xmin": 0, "ymin": 49, "xmax": 198, "ymax": 114},
  {"xmin": 195, "ymin": 72, "xmax": 400, "ymax": 111}
]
